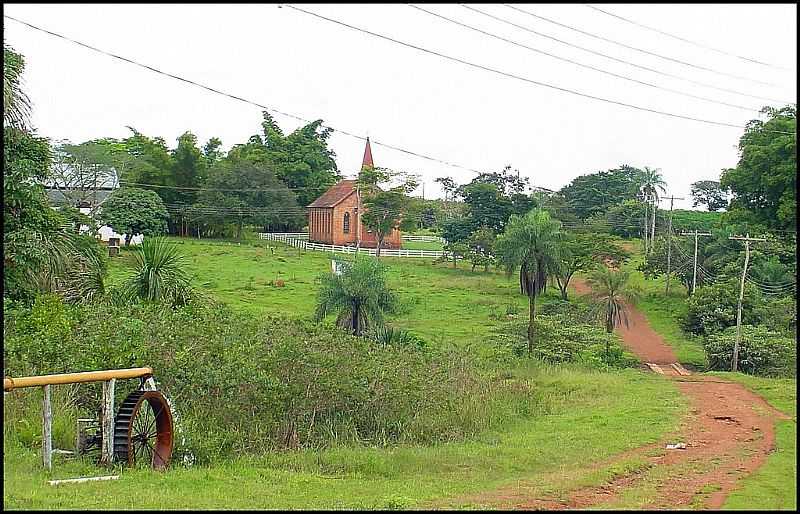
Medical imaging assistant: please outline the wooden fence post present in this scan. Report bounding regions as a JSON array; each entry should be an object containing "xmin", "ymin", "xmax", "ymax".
[
  {"xmin": 42, "ymin": 384, "xmax": 52, "ymax": 470},
  {"xmin": 100, "ymin": 378, "xmax": 115, "ymax": 466}
]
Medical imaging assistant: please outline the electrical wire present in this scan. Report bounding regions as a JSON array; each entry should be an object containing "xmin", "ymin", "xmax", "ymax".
[
  {"xmin": 409, "ymin": 4, "xmax": 760, "ymax": 113},
  {"xmin": 3, "ymin": 14, "xmax": 485, "ymax": 176},
  {"xmin": 281, "ymin": 5, "xmax": 796, "ymax": 134},
  {"xmin": 585, "ymin": 4, "xmax": 794, "ymax": 73},
  {"xmin": 488, "ymin": 5, "xmax": 795, "ymax": 106}
]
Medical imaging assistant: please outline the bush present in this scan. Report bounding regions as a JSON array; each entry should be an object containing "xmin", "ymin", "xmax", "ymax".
[
  {"xmin": 490, "ymin": 313, "xmax": 638, "ymax": 368},
  {"xmin": 3, "ymin": 297, "xmax": 542, "ymax": 463},
  {"xmin": 683, "ymin": 280, "xmax": 763, "ymax": 336},
  {"xmin": 704, "ymin": 325, "xmax": 796, "ymax": 377}
]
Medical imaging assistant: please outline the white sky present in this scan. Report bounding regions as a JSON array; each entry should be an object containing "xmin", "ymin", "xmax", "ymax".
[{"xmin": 4, "ymin": 3, "xmax": 797, "ymax": 209}]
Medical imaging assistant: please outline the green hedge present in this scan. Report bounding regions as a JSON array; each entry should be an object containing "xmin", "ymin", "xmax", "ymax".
[{"xmin": 704, "ymin": 325, "xmax": 796, "ymax": 377}]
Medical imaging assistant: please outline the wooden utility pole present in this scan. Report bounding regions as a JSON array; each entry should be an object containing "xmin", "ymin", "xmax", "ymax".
[
  {"xmin": 642, "ymin": 194, "xmax": 650, "ymax": 255},
  {"xmin": 664, "ymin": 195, "xmax": 684, "ymax": 295},
  {"xmin": 680, "ymin": 230, "xmax": 712, "ymax": 294},
  {"xmin": 729, "ymin": 234, "xmax": 766, "ymax": 372}
]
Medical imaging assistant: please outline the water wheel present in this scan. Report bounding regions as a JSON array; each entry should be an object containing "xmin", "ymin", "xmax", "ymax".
[{"xmin": 113, "ymin": 390, "xmax": 174, "ymax": 470}]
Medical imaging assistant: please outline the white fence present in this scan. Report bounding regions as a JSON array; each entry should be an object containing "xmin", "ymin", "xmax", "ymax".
[
  {"xmin": 259, "ymin": 232, "xmax": 447, "ymax": 259},
  {"xmin": 401, "ymin": 235, "xmax": 445, "ymax": 243}
]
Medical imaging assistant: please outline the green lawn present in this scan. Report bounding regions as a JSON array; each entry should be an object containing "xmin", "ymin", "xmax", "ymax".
[
  {"xmin": 401, "ymin": 240, "xmax": 444, "ymax": 251},
  {"xmin": 109, "ymin": 237, "xmax": 539, "ymax": 351},
  {"xmin": 4, "ymin": 365, "xmax": 685, "ymax": 509}
]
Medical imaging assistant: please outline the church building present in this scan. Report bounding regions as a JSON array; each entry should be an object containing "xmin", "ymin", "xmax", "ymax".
[{"xmin": 306, "ymin": 138, "xmax": 402, "ymax": 249}]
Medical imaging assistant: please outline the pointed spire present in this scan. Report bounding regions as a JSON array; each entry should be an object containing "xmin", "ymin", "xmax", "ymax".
[{"xmin": 361, "ymin": 137, "xmax": 374, "ymax": 169}]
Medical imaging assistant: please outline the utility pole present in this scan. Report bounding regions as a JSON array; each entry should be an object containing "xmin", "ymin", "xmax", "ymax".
[
  {"xmin": 642, "ymin": 194, "xmax": 650, "ymax": 255},
  {"xmin": 729, "ymin": 234, "xmax": 765, "ymax": 372},
  {"xmin": 664, "ymin": 195, "xmax": 684, "ymax": 295},
  {"xmin": 680, "ymin": 230, "xmax": 712, "ymax": 294}
]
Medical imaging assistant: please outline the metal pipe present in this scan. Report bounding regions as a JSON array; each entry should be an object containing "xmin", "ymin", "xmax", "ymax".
[{"xmin": 4, "ymin": 367, "xmax": 152, "ymax": 391}]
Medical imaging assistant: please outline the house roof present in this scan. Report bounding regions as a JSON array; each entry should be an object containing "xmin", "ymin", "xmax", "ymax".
[{"xmin": 307, "ymin": 180, "xmax": 357, "ymax": 208}]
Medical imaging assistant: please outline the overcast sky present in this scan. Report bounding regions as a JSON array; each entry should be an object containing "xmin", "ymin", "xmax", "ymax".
[{"xmin": 4, "ymin": 3, "xmax": 797, "ymax": 209}]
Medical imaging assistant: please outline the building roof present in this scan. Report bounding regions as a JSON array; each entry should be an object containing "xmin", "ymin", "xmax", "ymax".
[
  {"xmin": 362, "ymin": 137, "xmax": 374, "ymax": 169},
  {"xmin": 307, "ymin": 180, "xmax": 357, "ymax": 208}
]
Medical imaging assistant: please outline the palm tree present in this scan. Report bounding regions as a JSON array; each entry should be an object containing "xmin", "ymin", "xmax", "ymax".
[
  {"xmin": 495, "ymin": 209, "xmax": 563, "ymax": 355},
  {"xmin": 314, "ymin": 256, "xmax": 397, "ymax": 336},
  {"xmin": 123, "ymin": 237, "xmax": 194, "ymax": 306},
  {"xmin": 586, "ymin": 266, "xmax": 639, "ymax": 358},
  {"xmin": 638, "ymin": 167, "xmax": 666, "ymax": 253},
  {"xmin": 3, "ymin": 44, "xmax": 32, "ymax": 131}
]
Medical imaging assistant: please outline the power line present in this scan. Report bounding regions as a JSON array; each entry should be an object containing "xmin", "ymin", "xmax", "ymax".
[
  {"xmin": 409, "ymin": 5, "xmax": 760, "ymax": 113},
  {"xmin": 3, "ymin": 14, "xmax": 485, "ymax": 176},
  {"xmin": 585, "ymin": 4, "xmax": 794, "ymax": 74},
  {"xmin": 282, "ymin": 5, "xmax": 795, "ymax": 135},
  {"xmin": 492, "ymin": 4, "xmax": 794, "ymax": 106},
  {"xmin": 120, "ymin": 180, "xmax": 325, "ymax": 193}
]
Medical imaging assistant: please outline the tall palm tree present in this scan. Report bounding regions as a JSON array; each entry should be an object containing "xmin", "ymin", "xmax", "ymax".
[
  {"xmin": 3, "ymin": 43, "xmax": 32, "ymax": 131},
  {"xmin": 638, "ymin": 167, "xmax": 667, "ymax": 253},
  {"xmin": 314, "ymin": 256, "xmax": 397, "ymax": 336},
  {"xmin": 586, "ymin": 266, "xmax": 639, "ymax": 358},
  {"xmin": 495, "ymin": 209, "xmax": 563, "ymax": 355}
]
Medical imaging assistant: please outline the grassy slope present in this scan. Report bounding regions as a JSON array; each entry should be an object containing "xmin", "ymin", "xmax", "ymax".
[
  {"xmin": 108, "ymin": 237, "xmax": 533, "ymax": 351},
  {"xmin": 4, "ymin": 366, "xmax": 684, "ymax": 509}
]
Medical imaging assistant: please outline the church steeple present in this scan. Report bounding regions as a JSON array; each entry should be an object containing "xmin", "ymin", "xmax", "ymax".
[{"xmin": 361, "ymin": 137, "xmax": 374, "ymax": 169}]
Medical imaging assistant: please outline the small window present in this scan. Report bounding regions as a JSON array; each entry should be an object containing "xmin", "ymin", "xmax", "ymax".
[{"xmin": 343, "ymin": 212, "xmax": 351, "ymax": 234}]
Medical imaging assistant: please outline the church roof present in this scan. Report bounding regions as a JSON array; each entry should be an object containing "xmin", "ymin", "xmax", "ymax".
[
  {"xmin": 307, "ymin": 180, "xmax": 357, "ymax": 208},
  {"xmin": 362, "ymin": 137, "xmax": 374, "ymax": 169}
]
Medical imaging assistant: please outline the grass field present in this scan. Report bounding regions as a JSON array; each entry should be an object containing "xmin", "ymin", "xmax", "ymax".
[
  {"xmin": 108, "ymin": 237, "xmax": 535, "ymax": 351},
  {"xmin": 4, "ymin": 365, "xmax": 685, "ymax": 509}
]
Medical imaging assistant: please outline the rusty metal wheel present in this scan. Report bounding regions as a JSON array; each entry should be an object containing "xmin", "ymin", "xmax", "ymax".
[{"xmin": 113, "ymin": 390, "xmax": 173, "ymax": 470}]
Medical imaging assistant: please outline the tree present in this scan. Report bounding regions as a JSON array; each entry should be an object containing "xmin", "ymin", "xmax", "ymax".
[
  {"xmin": 49, "ymin": 141, "xmax": 119, "ymax": 213},
  {"xmin": 495, "ymin": 209, "xmax": 563, "ymax": 354},
  {"xmin": 314, "ymin": 256, "xmax": 397, "ymax": 336},
  {"xmin": 559, "ymin": 165, "xmax": 643, "ymax": 220},
  {"xmin": 690, "ymin": 180, "xmax": 728, "ymax": 212},
  {"xmin": 720, "ymin": 105, "xmax": 796, "ymax": 231},
  {"xmin": 586, "ymin": 267, "xmax": 639, "ymax": 359},
  {"xmin": 3, "ymin": 44, "xmax": 31, "ymax": 130},
  {"xmin": 555, "ymin": 233, "xmax": 630, "ymax": 301},
  {"xmin": 358, "ymin": 167, "xmax": 419, "ymax": 258},
  {"xmin": 468, "ymin": 226, "xmax": 496, "ymax": 272},
  {"xmin": 636, "ymin": 166, "xmax": 666, "ymax": 249},
  {"xmin": 123, "ymin": 237, "xmax": 194, "ymax": 307},
  {"xmin": 99, "ymin": 188, "xmax": 169, "ymax": 245}
]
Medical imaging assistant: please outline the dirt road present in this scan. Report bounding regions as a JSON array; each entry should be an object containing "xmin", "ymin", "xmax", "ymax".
[{"xmin": 444, "ymin": 278, "xmax": 789, "ymax": 509}]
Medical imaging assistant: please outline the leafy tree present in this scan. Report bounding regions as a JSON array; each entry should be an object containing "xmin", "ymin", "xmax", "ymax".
[
  {"xmin": 690, "ymin": 180, "xmax": 728, "ymax": 211},
  {"xmin": 434, "ymin": 176, "xmax": 457, "ymax": 202},
  {"xmin": 202, "ymin": 137, "xmax": 224, "ymax": 167},
  {"xmin": 438, "ymin": 241, "xmax": 469, "ymax": 268},
  {"xmin": 586, "ymin": 267, "xmax": 639, "ymax": 359},
  {"xmin": 99, "ymin": 188, "xmax": 169, "ymax": 245},
  {"xmin": 555, "ymin": 233, "xmax": 630, "ymax": 300},
  {"xmin": 314, "ymin": 256, "xmax": 397, "ymax": 336},
  {"xmin": 49, "ymin": 141, "xmax": 119, "ymax": 212},
  {"xmin": 3, "ymin": 44, "xmax": 31, "ymax": 130},
  {"xmin": 122, "ymin": 237, "xmax": 194, "ymax": 307},
  {"xmin": 683, "ymin": 279, "xmax": 763, "ymax": 336},
  {"xmin": 441, "ymin": 216, "xmax": 476, "ymax": 245},
  {"xmin": 720, "ymin": 105, "xmax": 796, "ymax": 231},
  {"xmin": 495, "ymin": 209, "xmax": 563, "ymax": 354},
  {"xmin": 704, "ymin": 325, "xmax": 795, "ymax": 376},
  {"xmin": 590, "ymin": 199, "xmax": 646, "ymax": 238},
  {"xmin": 468, "ymin": 226, "xmax": 496, "ymax": 272},
  {"xmin": 358, "ymin": 167, "xmax": 419, "ymax": 257},
  {"xmin": 559, "ymin": 165, "xmax": 643, "ymax": 220}
]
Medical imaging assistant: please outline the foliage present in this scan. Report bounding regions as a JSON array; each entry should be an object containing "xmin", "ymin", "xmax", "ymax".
[
  {"xmin": 558, "ymin": 165, "xmax": 643, "ymax": 220},
  {"xmin": 3, "ymin": 44, "xmax": 31, "ymax": 130},
  {"xmin": 369, "ymin": 326, "xmax": 427, "ymax": 350},
  {"xmin": 467, "ymin": 226, "xmax": 496, "ymax": 272},
  {"xmin": 683, "ymin": 279, "xmax": 763, "ymax": 336},
  {"xmin": 98, "ymin": 187, "xmax": 169, "ymax": 245},
  {"xmin": 495, "ymin": 209, "xmax": 563, "ymax": 353},
  {"xmin": 121, "ymin": 237, "xmax": 195, "ymax": 307},
  {"xmin": 314, "ymin": 256, "xmax": 398, "ymax": 336},
  {"xmin": 588, "ymin": 199, "xmax": 646, "ymax": 238},
  {"xmin": 690, "ymin": 180, "xmax": 728, "ymax": 211},
  {"xmin": 669, "ymin": 209, "xmax": 723, "ymax": 233},
  {"xmin": 586, "ymin": 267, "xmax": 639, "ymax": 333},
  {"xmin": 720, "ymin": 105, "xmax": 796, "ymax": 231},
  {"xmin": 49, "ymin": 141, "xmax": 119, "ymax": 211},
  {"xmin": 555, "ymin": 233, "xmax": 630, "ymax": 300},
  {"xmin": 358, "ymin": 168, "xmax": 419, "ymax": 256},
  {"xmin": 704, "ymin": 325, "xmax": 796, "ymax": 377}
]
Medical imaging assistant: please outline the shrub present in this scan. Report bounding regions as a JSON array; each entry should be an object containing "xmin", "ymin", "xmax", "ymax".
[
  {"xmin": 683, "ymin": 279, "xmax": 763, "ymax": 336},
  {"xmin": 3, "ymin": 297, "xmax": 542, "ymax": 463},
  {"xmin": 704, "ymin": 325, "xmax": 796, "ymax": 377}
]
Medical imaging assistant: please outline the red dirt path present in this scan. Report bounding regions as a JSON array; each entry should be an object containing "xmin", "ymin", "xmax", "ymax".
[{"xmin": 436, "ymin": 278, "xmax": 790, "ymax": 510}]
